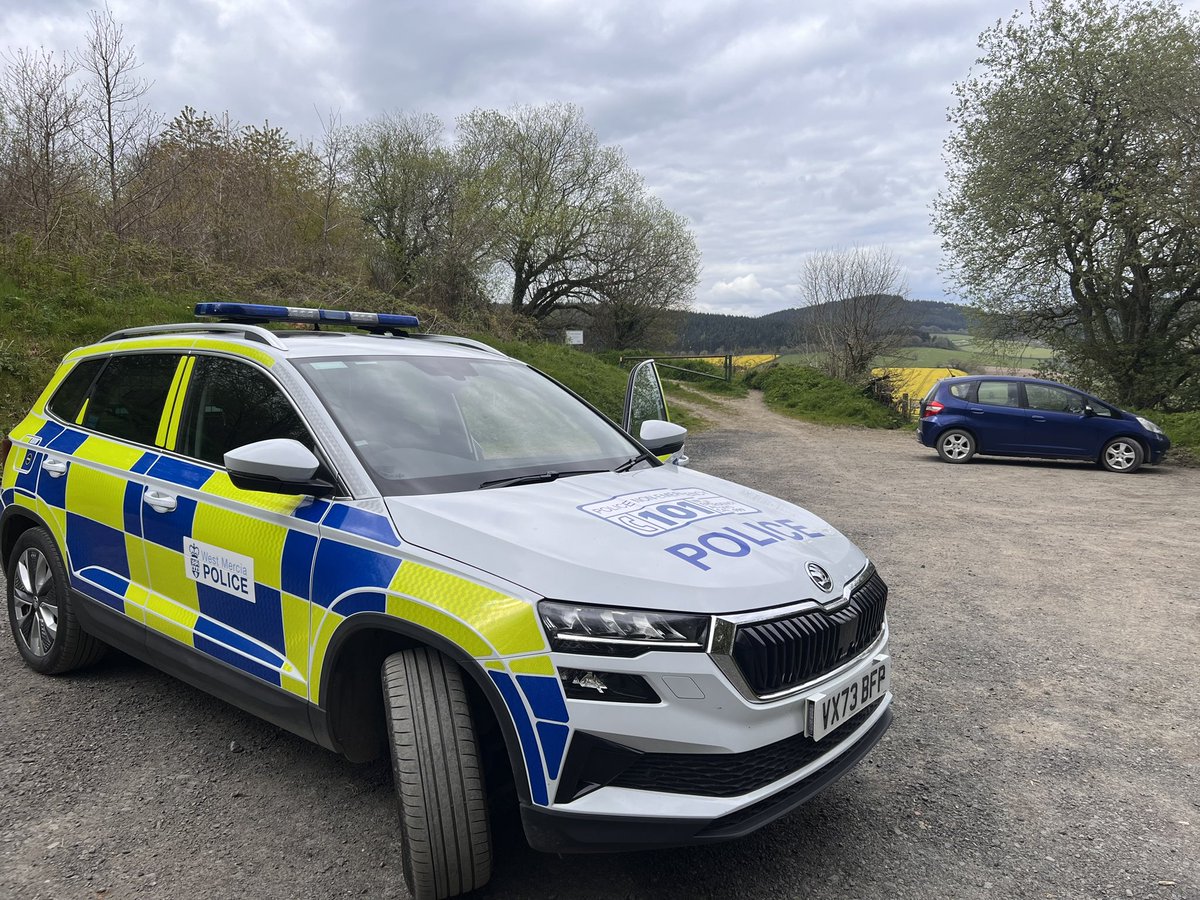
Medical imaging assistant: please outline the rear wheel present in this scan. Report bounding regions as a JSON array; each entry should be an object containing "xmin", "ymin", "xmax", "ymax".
[
  {"xmin": 1100, "ymin": 437, "xmax": 1144, "ymax": 473},
  {"xmin": 382, "ymin": 648, "xmax": 492, "ymax": 900},
  {"xmin": 6, "ymin": 527, "xmax": 106, "ymax": 674},
  {"xmin": 936, "ymin": 429, "xmax": 976, "ymax": 464}
]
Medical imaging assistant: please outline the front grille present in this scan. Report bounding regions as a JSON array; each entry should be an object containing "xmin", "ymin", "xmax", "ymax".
[
  {"xmin": 731, "ymin": 571, "xmax": 887, "ymax": 697},
  {"xmin": 608, "ymin": 699, "xmax": 882, "ymax": 797}
]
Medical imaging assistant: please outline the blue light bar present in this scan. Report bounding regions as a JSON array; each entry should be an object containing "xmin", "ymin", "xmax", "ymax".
[{"xmin": 194, "ymin": 302, "xmax": 419, "ymax": 330}]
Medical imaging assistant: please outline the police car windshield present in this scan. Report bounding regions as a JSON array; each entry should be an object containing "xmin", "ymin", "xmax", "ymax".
[{"xmin": 297, "ymin": 355, "xmax": 639, "ymax": 496}]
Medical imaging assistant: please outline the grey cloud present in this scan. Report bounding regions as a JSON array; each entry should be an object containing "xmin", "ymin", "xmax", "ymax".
[{"xmin": 8, "ymin": 0, "xmax": 1184, "ymax": 316}]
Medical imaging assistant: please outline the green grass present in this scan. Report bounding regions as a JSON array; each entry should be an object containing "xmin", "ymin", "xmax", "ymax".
[
  {"xmin": 1144, "ymin": 410, "xmax": 1200, "ymax": 464},
  {"xmin": 0, "ymin": 269, "xmax": 200, "ymax": 432},
  {"xmin": 746, "ymin": 364, "xmax": 906, "ymax": 429}
]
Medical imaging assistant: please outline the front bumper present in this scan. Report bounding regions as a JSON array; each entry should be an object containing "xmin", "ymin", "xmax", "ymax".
[
  {"xmin": 521, "ymin": 702, "xmax": 892, "ymax": 852},
  {"xmin": 521, "ymin": 624, "xmax": 893, "ymax": 853}
]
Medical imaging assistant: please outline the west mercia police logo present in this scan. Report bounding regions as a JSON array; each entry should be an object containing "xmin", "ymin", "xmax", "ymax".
[{"xmin": 183, "ymin": 538, "xmax": 256, "ymax": 603}]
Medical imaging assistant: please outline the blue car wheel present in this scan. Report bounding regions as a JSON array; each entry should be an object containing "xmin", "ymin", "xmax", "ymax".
[
  {"xmin": 937, "ymin": 429, "xmax": 976, "ymax": 463},
  {"xmin": 1100, "ymin": 437, "xmax": 1144, "ymax": 473}
]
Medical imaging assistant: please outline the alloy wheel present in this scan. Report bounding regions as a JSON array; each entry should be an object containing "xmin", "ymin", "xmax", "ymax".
[
  {"xmin": 1104, "ymin": 440, "xmax": 1137, "ymax": 471},
  {"xmin": 942, "ymin": 433, "xmax": 972, "ymax": 460},
  {"xmin": 13, "ymin": 547, "xmax": 58, "ymax": 657}
]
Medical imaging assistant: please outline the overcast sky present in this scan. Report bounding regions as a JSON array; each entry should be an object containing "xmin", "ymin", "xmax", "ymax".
[{"xmin": 4, "ymin": 0, "xmax": 1193, "ymax": 316}]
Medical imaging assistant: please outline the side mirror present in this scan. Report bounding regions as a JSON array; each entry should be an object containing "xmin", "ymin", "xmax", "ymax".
[
  {"xmin": 639, "ymin": 419, "xmax": 687, "ymax": 457},
  {"xmin": 1082, "ymin": 405, "xmax": 1096, "ymax": 418},
  {"xmin": 224, "ymin": 438, "xmax": 335, "ymax": 496}
]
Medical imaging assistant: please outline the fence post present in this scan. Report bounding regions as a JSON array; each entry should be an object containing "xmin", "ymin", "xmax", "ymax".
[{"xmin": 724, "ymin": 355, "xmax": 732, "ymax": 383}]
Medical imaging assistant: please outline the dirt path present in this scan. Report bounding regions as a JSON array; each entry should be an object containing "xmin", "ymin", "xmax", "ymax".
[{"xmin": 1, "ymin": 392, "xmax": 1197, "ymax": 900}]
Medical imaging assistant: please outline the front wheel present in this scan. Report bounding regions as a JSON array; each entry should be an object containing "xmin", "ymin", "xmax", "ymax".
[
  {"xmin": 937, "ymin": 429, "xmax": 976, "ymax": 464},
  {"xmin": 6, "ymin": 527, "xmax": 106, "ymax": 674},
  {"xmin": 382, "ymin": 648, "xmax": 492, "ymax": 900},
  {"xmin": 1100, "ymin": 437, "xmax": 1144, "ymax": 473}
]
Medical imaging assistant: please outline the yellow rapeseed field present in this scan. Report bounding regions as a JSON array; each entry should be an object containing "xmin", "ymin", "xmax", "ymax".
[{"xmin": 695, "ymin": 354, "xmax": 779, "ymax": 369}]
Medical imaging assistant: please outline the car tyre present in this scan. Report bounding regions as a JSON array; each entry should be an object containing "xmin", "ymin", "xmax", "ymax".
[
  {"xmin": 6, "ymin": 527, "xmax": 106, "ymax": 674},
  {"xmin": 1100, "ymin": 437, "xmax": 1144, "ymax": 473},
  {"xmin": 937, "ymin": 429, "xmax": 976, "ymax": 464},
  {"xmin": 382, "ymin": 648, "xmax": 492, "ymax": 900}
]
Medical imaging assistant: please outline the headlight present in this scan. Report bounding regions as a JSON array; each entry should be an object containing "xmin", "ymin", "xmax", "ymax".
[
  {"xmin": 539, "ymin": 600, "xmax": 710, "ymax": 656},
  {"xmin": 1135, "ymin": 416, "xmax": 1164, "ymax": 435}
]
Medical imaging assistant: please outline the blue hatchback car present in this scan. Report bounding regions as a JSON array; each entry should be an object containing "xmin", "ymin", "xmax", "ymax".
[{"xmin": 917, "ymin": 376, "xmax": 1170, "ymax": 473}]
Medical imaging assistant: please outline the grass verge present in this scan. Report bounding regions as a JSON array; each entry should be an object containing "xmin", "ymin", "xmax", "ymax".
[{"xmin": 745, "ymin": 364, "xmax": 906, "ymax": 429}]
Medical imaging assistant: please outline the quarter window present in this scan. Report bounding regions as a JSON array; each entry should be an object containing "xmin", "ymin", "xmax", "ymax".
[
  {"xmin": 177, "ymin": 356, "xmax": 316, "ymax": 466},
  {"xmin": 975, "ymin": 381, "xmax": 1020, "ymax": 407},
  {"xmin": 82, "ymin": 354, "xmax": 181, "ymax": 445},
  {"xmin": 46, "ymin": 357, "xmax": 105, "ymax": 424},
  {"xmin": 948, "ymin": 383, "xmax": 970, "ymax": 399}
]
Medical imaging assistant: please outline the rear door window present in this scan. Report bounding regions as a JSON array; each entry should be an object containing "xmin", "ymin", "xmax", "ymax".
[{"xmin": 82, "ymin": 354, "xmax": 182, "ymax": 445}]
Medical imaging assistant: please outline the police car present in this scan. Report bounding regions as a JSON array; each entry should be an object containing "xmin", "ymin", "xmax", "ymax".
[{"xmin": 0, "ymin": 304, "xmax": 893, "ymax": 900}]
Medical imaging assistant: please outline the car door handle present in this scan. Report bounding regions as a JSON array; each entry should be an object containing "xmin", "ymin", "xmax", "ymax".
[
  {"xmin": 969, "ymin": 408, "xmax": 984, "ymax": 415},
  {"xmin": 1031, "ymin": 415, "xmax": 1046, "ymax": 422},
  {"xmin": 42, "ymin": 457, "xmax": 68, "ymax": 477},
  {"xmin": 143, "ymin": 489, "xmax": 178, "ymax": 513}
]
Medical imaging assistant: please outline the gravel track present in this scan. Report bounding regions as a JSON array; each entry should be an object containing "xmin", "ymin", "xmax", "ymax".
[{"xmin": 2, "ymin": 392, "xmax": 1197, "ymax": 899}]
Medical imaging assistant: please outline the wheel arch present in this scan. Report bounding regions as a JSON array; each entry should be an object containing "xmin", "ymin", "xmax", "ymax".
[
  {"xmin": 1098, "ymin": 433, "xmax": 1150, "ymax": 468},
  {"xmin": 316, "ymin": 612, "xmax": 532, "ymax": 804},
  {"xmin": 0, "ymin": 505, "xmax": 52, "ymax": 573},
  {"xmin": 935, "ymin": 423, "xmax": 980, "ymax": 455},
  {"xmin": 1100, "ymin": 432, "xmax": 1149, "ymax": 460}
]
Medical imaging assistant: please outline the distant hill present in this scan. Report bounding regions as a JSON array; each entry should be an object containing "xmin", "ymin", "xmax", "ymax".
[{"xmin": 667, "ymin": 298, "xmax": 969, "ymax": 353}]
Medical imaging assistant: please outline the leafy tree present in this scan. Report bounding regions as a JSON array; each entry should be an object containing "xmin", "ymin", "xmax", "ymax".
[
  {"xmin": 457, "ymin": 103, "xmax": 698, "ymax": 324},
  {"xmin": 586, "ymin": 197, "xmax": 699, "ymax": 348},
  {"xmin": 348, "ymin": 111, "xmax": 491, "ymax": 313},
  {"xmin": 934, "ymin": 0, "xmax": 1200, "ymax": 409}
]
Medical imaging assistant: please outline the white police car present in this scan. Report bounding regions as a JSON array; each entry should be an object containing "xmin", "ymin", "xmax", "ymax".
[{"xmin": 1, "ymin": 304, "xmax": 893, "ymax": 899}]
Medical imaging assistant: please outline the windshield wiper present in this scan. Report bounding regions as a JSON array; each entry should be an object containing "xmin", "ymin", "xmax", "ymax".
[
  {"xmin": 479, "ymin": 469, "xmax": 608, "ymax": 490},
  {"xmin": 614, "ymin": 449, "xmax": 657, "ymax": 473}
]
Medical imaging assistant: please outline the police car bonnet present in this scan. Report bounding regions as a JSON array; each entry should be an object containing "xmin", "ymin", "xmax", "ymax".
[{"xmin": 385, "ymin": 464, "xmax": 865, "ymax": 613}]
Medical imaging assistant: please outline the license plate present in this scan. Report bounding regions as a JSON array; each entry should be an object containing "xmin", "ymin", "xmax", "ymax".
[{"xmin": 806, "ymin": 654, "xmax": 890, "ymax": 742}]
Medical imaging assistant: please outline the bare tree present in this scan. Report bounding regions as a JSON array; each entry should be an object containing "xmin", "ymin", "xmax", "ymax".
[
  {"xmin": 799, "ymin": 246, "xmax": 910, "ymax": 382},
  {"xmin": 74, "ymin": 3, "xmax": 159, "ymax": 238},
  {"xmin": 311, "ymin": 107, "xmax": 352, "ymax": 275},
  {"xmin": 0, "ymin": 47, "xmax": 87, "ymax": 246}
]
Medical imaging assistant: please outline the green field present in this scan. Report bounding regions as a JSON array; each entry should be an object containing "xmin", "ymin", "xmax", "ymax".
[{"xmin": 777, "ymin": 333, "xmax": 1055, "ymax": 371}]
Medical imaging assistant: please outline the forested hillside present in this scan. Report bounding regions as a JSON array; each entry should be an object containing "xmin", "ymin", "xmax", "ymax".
[{"xmin": 668, "ymin": 298, "xmax": 968, "ymax": 353}]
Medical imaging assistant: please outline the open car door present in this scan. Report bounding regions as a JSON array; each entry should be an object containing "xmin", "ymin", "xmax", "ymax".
[{"xmin": 623, "ymin": 359, "xmax": 688, "ymax": 465}]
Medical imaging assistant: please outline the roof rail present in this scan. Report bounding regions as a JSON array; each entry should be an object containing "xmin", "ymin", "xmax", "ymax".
[
  {"xmin": 400, "ymin": 333, "xmax": 507, "ymax": 357},
  {"xmin": 99, "ymin": 322, "xmax": 289, "ymax": 351}
]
